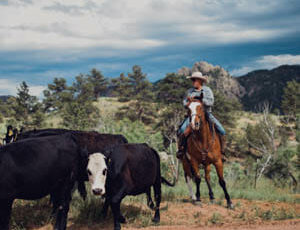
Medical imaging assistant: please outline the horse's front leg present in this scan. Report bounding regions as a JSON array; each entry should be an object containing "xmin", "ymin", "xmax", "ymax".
[
  {"xmin": 182, "ymin": 158, "xmax": 196, "ymax": 202},
  {"xmin": 205, "ymin": 164, "xmax": 215, "ymax": 203},
  {"xmin": 185, "ymin": 173, "xmax": 196, "ymax": 201},
  {"xmin": 190, "ymin": 158, "xmax": 202, "ymax": 204}
]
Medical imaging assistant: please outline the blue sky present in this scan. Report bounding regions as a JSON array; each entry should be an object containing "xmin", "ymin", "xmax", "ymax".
[{"xmin": 0, "ymin": 0, "xmax": 300, "ymax": 97}]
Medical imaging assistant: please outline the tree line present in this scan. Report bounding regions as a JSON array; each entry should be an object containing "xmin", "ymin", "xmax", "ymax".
[{"xmin": 0, "ymin": 65, "xmax": 299, "ymax": 189}]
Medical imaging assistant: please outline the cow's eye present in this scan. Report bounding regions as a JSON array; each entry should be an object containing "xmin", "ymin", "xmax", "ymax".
[
  {"xmin": 103, "ymin": 169, "xmax": 107, "ymax": 176},
  {"xmin": 87, "ymin": 169, "xmax": 92, "ymax": 176}
]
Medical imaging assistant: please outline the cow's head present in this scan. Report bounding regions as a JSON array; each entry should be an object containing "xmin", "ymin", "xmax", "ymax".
[{"xmin": 87, "ymin": 153, "xmax": 108, "ymax": 196}]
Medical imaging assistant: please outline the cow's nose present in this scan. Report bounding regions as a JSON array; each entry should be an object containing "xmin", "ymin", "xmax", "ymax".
[{"xmin": 92, "ymin": 188, "xmax": 103, "ymax": 195}]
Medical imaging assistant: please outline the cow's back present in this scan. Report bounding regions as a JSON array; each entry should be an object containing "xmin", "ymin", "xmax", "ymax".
[
  {"xmin": 108, "ymin": 143, "xmax": 160, "ymax": 195},
  {"xmin": 0, "ymin": 134, "xmax": 79, "ymax": 200}
]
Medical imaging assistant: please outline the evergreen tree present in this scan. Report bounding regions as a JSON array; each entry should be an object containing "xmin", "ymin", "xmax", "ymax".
[
  {"xmin": 155, "ymin": 73, "xmax": 191, "ymax": 105},
  {"xmin": 87, "ymin": 68, "xmax": 108, "ymax": 100},
  {"xmin": 281, "ymin": 80, "xmax": 300, "ymax": 120},
  {"xmin": 12, "ymin": 81, "xmax": 45, "ymax": 128},
  {"xmin": 111, "ymin": 73, "xmax": 131, "ymax": 102},
  {"xmin": 115, "ymin": 65, "xmax": 157, "ymax": 124},
  {"xmin": 61, "ymin": 74, "xmax": 100, "ymax": 130},
  {"xmin": 43, "ymin": 78, "xmax": 72, "ymax": 112}
]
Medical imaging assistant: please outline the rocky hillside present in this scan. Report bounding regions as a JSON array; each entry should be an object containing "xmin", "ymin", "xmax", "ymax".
[
  {"xmin": 178, "ymin": 61, "xmax": 246, "ymax": 100},
  {"xmin": 178, "ymin": 62, "xmax": 300, "ymax": 112},
  {"xmin": 237, "ymin": 65, "xmax": 300, "ymax": 111}
]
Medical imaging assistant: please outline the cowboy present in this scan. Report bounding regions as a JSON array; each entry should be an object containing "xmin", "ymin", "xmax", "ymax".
[{"xmin": 176, "ymin": 71, "xmax": 226, "ymax": 159}]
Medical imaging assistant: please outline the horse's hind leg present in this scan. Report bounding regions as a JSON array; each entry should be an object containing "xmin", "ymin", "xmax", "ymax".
[
  {"xmin": 214, "ymin": 160, "xmax": 233, "ymax": 209},
  {"xmin": 205, "ymin": 164, "xmax": 215, "ymax": 203}
]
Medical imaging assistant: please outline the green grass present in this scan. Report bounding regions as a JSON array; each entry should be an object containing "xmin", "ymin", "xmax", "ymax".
[
  {"xmin": 253, "ymin": 207, "xmax": 299, "ymax": 221},
  {"xmin": 159, "ymin": 163, "xmax": 299, "ymax": 204},
  {"xmin": 209, "ymin": 212, "xmax": 223, "ymax": 224}
]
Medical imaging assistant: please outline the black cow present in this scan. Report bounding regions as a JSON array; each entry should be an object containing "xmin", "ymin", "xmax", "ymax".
[
  {"xmin": 16, "ymin": 128, "xmax": 70, "ymax": 141},
  {"xmin": 16, "ymin": 129, "xmax": 128, "ymax": 153},
  {"xmin": 0, "ymin": 133, "xmax": 86, "ymax": 230},
  {"xmin": 86, "ymin": 143, "xmax": 175, "ymax": 230},
  {"xmin": 15, "ymin": 128, "xmax": 128, "ymax": 203}
]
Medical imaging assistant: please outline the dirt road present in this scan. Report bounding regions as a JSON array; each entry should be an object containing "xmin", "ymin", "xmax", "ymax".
[{"xmin": 35, "ymin": 198, "xmax": 299, "ymax": 230}]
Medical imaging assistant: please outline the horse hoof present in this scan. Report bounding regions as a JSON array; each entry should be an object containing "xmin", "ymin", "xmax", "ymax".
[
  {"xmin": 227, "ymin": 203, "xmax": 234, "ymax": 209},
  {"xmin": 209, "ymin": 199, "xmax": 215, "ymax": 204},
  {"xmin": 152, "ymin": 217, "xmax": 160, "ymax": 223}
]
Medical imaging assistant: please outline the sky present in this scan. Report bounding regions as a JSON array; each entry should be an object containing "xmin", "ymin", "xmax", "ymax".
[{"xmin": 0, "ymin": 0, "xmax": 300, "ymax": 97}]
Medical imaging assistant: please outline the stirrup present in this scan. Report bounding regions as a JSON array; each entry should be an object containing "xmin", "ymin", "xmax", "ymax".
[{"xmin": 176, "ymin": 149, "xmax": 185, "ymax": 159}]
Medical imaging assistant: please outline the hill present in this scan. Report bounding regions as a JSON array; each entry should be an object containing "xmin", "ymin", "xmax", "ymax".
[
  {"xmin": 236, "ymin": 65, "xmax": 300, "ymax": 111},
  {"xmin": 178, "ymin": 61, "xmax": 245, "ymax": 100},
  {"xmin": 0, "ymin": 95, "xmax": 12, "ymax": 102}
]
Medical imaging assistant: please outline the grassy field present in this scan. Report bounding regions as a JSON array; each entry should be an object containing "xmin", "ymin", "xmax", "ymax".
[
  {"xmin": 10, "ymin": 174, "xmax": 300, "ymax": 230},
  {"xmin": 1, "ymin": 97, "xmax": 299, "ymax": 229}
]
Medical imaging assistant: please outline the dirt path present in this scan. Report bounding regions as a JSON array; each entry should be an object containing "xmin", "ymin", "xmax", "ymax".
[
  {"xmin": 126, "ymin": 219, "xmax": 300, "ymax": 230},
  {"xmin": 34, "ymin": 199, "xmax": 300, "ymax": 230},
  {"xmin": 125, "ymin": 219, "xmax": 300, "ymax": 230}
]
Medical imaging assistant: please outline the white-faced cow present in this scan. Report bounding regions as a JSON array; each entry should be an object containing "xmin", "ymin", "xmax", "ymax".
[
  {"xmin": 0, "ymin": 133, "xmax": 87, "ymax": 230},
  {"xmin": 87, "ymin": 143, "xmax": 175, "ymax": 230},
  {"xmin": 14, "ymin": 128, "xmax": 128, "ymax": 211}
]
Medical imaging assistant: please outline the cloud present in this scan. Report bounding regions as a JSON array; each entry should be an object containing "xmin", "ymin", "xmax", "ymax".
[
  {"xmin": 1, "ymin": 0, "xmax": 300, "ymax": 84},
  {"xmin": 231, "ymin": 54, "xmax": 300, "ymax": 76},
  {"xmin": 0, "ymin": 79, "xmax": 18, "ymax": 95},
  {"xmin": 0, "ymin": 79, "xmax": 45, "ymax": 97},
  {"xmin": 1, "ymin": 0, "xmax": 299, "ymax": 53},
  {"xmin": 29, "ymin": 85, "xmax": 46, "ymax": 97}
]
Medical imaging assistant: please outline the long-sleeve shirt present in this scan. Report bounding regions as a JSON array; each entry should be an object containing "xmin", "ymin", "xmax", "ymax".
[{"xmin": 183, "ymin": 86, "xmax": 214, "ymax": 112}]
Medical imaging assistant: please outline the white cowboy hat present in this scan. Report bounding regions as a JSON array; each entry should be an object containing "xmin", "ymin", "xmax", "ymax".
[{"xmin": 186, "ymin": 71, "xmax": 208, "ymax": 83}]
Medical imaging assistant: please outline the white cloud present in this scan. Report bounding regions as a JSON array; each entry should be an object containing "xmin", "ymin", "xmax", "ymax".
[
  {"xmin": 231, "ymin": 54, "xmax": 300, "ymax": 76},
  {"xmin": 256, "ymin": 54, "xmax": 300, "ymax": 69},
  {"xmin": 0, "ymin": 79, "xmax": 45, "ymax": 97},
  {"xmin": 0, "ymin": 79, "xmax": 18, "ymax": 95},
  {"xmin": 0, "ymin": 0, "xmax": 297, "ymax": 53},
  {"xmin": 29, "ymin": 85, "xmax": 46, "ymax": 97}
]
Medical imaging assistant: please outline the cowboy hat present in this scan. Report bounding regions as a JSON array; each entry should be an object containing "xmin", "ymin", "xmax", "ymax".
[{"xmin": 186, "ymin": 71, "xmax": 208, "ymax": 83}]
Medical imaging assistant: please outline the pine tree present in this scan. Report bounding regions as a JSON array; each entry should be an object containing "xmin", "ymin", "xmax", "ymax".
[
  {"xmin": 115, "ymin": 65, "xmax": 157, "ymax": 124},
  {"xmin": 12, "ymin": 81, "xmax": 45, "ymax": 128},
  {"xmin": 111, "ymin": 73, "xmax": 132, "ymax": 102},
  {"xmin": 43, "ymin": 78, "xmax": 72, "ymax": 112},
  {"xmin": 281, "ymin": 80, "xmax": 300, "ymax": 120},
  {"xmin": 87, "ymin": 68, "xmax": 108, "ymax": 100}
]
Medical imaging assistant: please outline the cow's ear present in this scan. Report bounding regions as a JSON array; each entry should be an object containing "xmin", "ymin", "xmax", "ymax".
[
  {"xmin": 80, "ymin": 147, "xmax": 89, "ymax": 164},
  {"xmin": 105, "ymin": 156, "xmax": 112, "ymax": 166}
]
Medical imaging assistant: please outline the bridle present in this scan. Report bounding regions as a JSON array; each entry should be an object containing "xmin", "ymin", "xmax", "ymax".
[{"xmin": 188, "ymin": 101, "xmax": 215, "ymax": 161}]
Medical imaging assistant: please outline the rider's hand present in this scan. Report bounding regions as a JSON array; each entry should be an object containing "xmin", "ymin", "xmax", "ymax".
[{"xmin": 187, "ymin": 96, "xmax": 194, "ymax": 102}]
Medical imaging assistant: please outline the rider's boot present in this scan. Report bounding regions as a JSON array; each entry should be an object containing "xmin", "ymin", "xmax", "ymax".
[
  {"xmin": 176, "ymin": 133, "xmax": 188, "ymax": 159},
  {"xmin": 219, "ymin": 135, "xmax": 227, "ymax": 161},
  {"xmin": 176, "ymin": 126, "xmax": 192, "ymax": 159}
]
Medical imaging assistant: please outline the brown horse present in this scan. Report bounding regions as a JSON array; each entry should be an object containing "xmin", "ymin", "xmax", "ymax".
[{"xmin": 180, "ymin": 100, "xmax": 233, "ymax": 209}]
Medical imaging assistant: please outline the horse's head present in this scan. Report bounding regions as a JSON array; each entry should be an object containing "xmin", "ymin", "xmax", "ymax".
[{"xmin": 188, "ymin": 101, "xmax": 204, "ymax": 131}]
